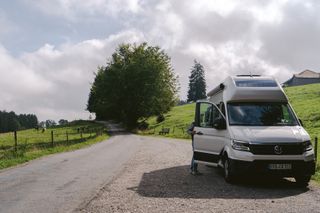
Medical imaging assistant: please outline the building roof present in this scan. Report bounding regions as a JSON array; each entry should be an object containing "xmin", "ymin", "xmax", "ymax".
[{"xmin": 294, "ymin": 70, "xmax": 320, "ymax": 78}]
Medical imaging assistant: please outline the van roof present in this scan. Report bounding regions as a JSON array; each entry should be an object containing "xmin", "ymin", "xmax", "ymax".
[{"xmin": 207, "ymin": 76, "xmax": 288, "ymax": 102}]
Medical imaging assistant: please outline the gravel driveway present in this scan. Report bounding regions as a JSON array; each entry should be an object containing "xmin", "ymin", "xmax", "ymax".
[{"xmin": 79, "ymin": 134, "xmax": 320, "ymax": 213}]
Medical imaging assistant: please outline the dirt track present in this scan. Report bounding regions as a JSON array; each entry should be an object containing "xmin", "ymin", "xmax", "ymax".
[{"xmin": 80, "ymin": 134, "xmax": 320, "ymax": 213}]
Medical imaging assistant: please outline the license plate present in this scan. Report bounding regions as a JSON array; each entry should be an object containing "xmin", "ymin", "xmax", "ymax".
[{"xmin": 268, "ymin": 164, "xmax": 292, "ymax": 170}]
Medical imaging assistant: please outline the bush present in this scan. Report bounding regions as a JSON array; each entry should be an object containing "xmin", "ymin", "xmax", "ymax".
[
  {"xmin": 138, "ymin": 121, "xmax": 149, "ymax": 130},
  {"xmin": 156, "ymin": 114, "xmax": 165, "ymax": 123}
]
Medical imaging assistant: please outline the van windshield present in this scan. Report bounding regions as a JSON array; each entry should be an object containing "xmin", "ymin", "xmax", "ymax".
[{"xmin": 227, "ymin": 102, "xmax": 299, "ymax": 126}]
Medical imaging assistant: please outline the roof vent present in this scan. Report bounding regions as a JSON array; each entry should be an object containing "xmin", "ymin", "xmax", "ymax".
[{"xmin": 236, "ymin": 74, "xmax": 261, "ymax": 77}]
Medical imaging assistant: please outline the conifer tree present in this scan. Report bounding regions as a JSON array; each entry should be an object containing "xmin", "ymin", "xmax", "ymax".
[{"xmin": 187, "ymin": 60, "xmax": 207, "ymax": 102}]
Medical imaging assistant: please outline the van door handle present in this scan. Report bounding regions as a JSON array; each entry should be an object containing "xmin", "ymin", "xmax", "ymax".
[{"xmin": 196, "ymin": 131, "xmax": 203, "ymax": 135}]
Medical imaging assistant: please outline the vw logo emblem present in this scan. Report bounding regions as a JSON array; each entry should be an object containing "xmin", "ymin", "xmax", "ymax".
[{"xmin": 274, "ymin": 145, "xmax": 283, "ymax": 155}]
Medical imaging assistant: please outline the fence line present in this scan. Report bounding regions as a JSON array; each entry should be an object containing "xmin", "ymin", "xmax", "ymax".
[
  {"xmin": 0, "ymin": 127, "xmax": 105, "ymax": 153},
  {"xmin": 149, "ymin": 125, "xmax": 190, "ymax": 136}
]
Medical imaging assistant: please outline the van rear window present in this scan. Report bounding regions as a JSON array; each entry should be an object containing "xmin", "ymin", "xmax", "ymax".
[{"xmin": 235, "ymin": 79, "xmax": 277, "ymax": 87}]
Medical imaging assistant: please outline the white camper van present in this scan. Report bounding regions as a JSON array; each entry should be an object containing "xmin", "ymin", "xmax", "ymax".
[{"xmin": 193, "ymin": 75, "xmax": 315, "ymax": 186}]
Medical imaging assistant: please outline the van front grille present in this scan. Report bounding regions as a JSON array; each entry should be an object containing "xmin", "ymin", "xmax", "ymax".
[{"xmin": 249, "ymin": 143, "xmax": 304, "ymax": 155}]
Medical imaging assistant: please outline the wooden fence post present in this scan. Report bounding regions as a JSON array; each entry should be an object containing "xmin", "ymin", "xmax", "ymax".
[
  {"xmin": 14, "ymin": 131, "xmax": 17, "ymax": 151},
  {"xmin": 51, "ymin": 130, "xmax": 54, "ymax": 147},
  {"xmin": 80, "ymin": 130, "xmax": 83, "ymax": 140},
  {"xmin": 315, "ymin": 137, "xmax": 318, "ymax": 163},
  {"xmin": 66, "ymin": 131, "xmax": 69, "ymax": 142}
]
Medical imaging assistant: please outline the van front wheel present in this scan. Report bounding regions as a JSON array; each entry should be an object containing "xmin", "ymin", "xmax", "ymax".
[
  {"xmin": 294, "ymin": 175, "xmax": 311, "ymax": 187},
  {"xmin": 223, "ymin": 156, "xmax": 235, "ymax": 183}
]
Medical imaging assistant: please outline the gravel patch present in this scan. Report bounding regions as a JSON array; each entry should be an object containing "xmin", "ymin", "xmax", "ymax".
[{"xmin": 79, "ymin": 135, "xmax": 320, "ymax": 213}]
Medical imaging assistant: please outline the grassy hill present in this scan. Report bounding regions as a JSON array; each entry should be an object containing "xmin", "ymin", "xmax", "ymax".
[
  {"xmin": 140, "ymin": 103, "xmax": 195, "ymax": 139},
  {"xmin": 285, "ymin": 84, "xmax": 320, "ymax": 140},
  {"xmin": 141, "ymin": 83, "xmax": 320, "ymax": 140},
  {"xmin": 0, "ymin": 120, "xmax": 108, "ymax": 169}
]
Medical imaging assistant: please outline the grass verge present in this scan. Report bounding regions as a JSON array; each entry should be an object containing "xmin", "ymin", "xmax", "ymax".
[
  {"xmin": 0, "ymin": 134, "xmax": 109, "ymax": 170},
  {"xmin": 0, "ymin": 120, "xmax": 109, "ymax": 170}
]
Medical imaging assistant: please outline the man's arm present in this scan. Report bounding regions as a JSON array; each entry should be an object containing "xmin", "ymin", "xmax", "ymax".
[{"xmin": 187, "ymin": 122, "xmax": 195, "ymax": 135}]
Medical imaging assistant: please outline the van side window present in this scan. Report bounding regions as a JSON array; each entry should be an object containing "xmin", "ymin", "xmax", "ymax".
[
  {"xmin": 212, "ymin": 105, "xmax": 222, "ymax": 123},
  {"xmin": 199, "ymin": 103, "xmax": 213, "ymax": 127},
  {"xmin": 199, "ymin": 103, "xmax": 220, "ymax": 128}
]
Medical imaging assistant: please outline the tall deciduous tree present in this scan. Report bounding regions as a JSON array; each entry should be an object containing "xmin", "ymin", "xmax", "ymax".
[
  {"xmin": 58, "ymin": 119, "xmax": 68, "ymax": 126},
  {"xmin": 87, "ymin": 43, "xmax": 178, "ymax": 129},
  {"xmin": 187, "ymin": 60, "xmax": 207, "ymax": 102},
  {"xmin": 45, "ymin": 120, "xmax": 57, "ymax": 128}
]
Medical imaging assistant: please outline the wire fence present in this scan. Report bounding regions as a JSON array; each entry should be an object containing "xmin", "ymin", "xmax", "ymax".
[{"xmin": 0, "ymin": 127, "xmax": 105, "ymax": 159}]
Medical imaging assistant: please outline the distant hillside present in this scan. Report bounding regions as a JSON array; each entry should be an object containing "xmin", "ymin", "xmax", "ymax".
[
  {"xmin": 142, "ymin": 83, "xmax": 320, "ymax": 140},
  {"xmin": 285, "ymin": 83, "xmax": 320, "ymax": 139}
]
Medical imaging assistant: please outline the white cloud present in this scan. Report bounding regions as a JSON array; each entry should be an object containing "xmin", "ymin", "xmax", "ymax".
[
  {"xmin": 181, "ymin": 40, "xmax": 291, "ymax": 86},
  {"xmin": 0, "ymin": 30, "xmax": 145, "ymax": 121},
  {"xmin": 1, "ymin": 0, "xmax": 320, "ymax": 121},
  {"xmin": 258, "ymin": 0, "xmax": 320, "ymax": 71},
  {"xmin": 25, "ymin": 0, "xmax": 142, "ymax": 21}
]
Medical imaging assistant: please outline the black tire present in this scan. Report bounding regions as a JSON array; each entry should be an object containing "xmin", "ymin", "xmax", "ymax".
[
  {"xmin": 295, "ymin": 175, "xmax": 311, "ymax": 187},
  {"xmin": 223, "ymin": 155, "xmax": 235, "ymax": 183}
]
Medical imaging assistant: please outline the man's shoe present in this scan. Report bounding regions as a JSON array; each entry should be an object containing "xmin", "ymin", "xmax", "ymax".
[{"xmin": 191, "ymin": 170, "xmax": 201, "ymax": 175}]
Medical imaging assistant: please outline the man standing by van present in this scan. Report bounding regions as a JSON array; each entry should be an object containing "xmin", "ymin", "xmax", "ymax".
[{"xmin": 188, "ymin": 122, "xmax": 199, "ymax": 175}]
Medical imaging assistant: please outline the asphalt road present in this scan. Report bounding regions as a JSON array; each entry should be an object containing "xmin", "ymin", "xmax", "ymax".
[
  {"xmin": 2, "ymin": 132, "xmax": 320, "ymax": 213},
  {"xmin": 0, "ymin": 134, "xmax": 143, "ymax": 213}
]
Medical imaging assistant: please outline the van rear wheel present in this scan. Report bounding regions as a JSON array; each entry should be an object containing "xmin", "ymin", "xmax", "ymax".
[
  {"xmin": 295, "ymin": 175, "xmax": 311, "ymax": 187},
  {"xmin": 223, "ymin": 156, "xmax": 235, "ymax": 183}
]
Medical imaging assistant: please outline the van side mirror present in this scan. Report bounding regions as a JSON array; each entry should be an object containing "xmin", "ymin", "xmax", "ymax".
[
  {"xmin": 213, "ymin": 118, "xmax": 226, "ymax": 130},
  {"xmin": 299, "ymin": 119, "xmax": 304, "ymax": 127}
]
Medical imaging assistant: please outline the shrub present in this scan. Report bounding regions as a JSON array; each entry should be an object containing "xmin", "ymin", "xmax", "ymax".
[
  {"xmin": 156, "ymin": 114, "xmax": 165, "ymax": 123},
  {"xmin": 138, "ymin": 121, "xmax": 149, "ymax": 130}
]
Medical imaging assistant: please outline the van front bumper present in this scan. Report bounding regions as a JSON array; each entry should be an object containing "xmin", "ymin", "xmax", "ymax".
[{"xmin": 229, "ymin": 159, "xmax": 315, "ymax": 177}]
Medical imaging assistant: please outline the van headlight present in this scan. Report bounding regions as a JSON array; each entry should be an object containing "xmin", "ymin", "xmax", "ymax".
[
  {"xmin": 303, "ymin": 140, "xmax": 313, "ymax": 152},
  {"xmin": 231, "ymin": 140, "xmax": 250, "ymax": 152}
]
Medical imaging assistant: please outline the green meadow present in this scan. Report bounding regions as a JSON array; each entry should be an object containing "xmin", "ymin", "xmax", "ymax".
[
  {"xmin": 139, "ymin": 103, "xmax": 195, "ymax": 139},
  {"xmin": 142, "ymin": 83, "xmax": 320, "ymax": 140},
  {"xmin": 0, "ymin": 121, "xmax": 108, "ymax": 169},
  {"xmin": 285, "ymin": 84, "xmax": 320, "ymax": 140}
]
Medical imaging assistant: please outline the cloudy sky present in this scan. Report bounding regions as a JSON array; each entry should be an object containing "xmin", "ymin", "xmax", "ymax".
[{"xmin": 0, "ymin": 0, "xmax": 319, "ymax": 121}]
